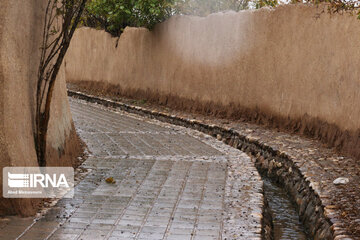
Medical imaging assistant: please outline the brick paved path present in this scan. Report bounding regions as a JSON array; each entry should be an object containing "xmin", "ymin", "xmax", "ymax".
[{"xmin": 0, "ymin": 98, "xmax": 263, "ymax": 240}]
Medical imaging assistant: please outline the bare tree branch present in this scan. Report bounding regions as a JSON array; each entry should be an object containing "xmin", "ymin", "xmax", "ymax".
[{"xmin": 35, "ymin": 0, "xmax": 87, "ymax": 166}]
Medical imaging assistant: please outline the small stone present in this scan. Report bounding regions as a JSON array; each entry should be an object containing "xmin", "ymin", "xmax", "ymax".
[{"xmin": 333, "ymin": 177, "xmax": 349, "ymax": 185}]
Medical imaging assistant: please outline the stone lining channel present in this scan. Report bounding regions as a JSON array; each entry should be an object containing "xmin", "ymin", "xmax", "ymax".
[{"xmin": 68, "ymin": 90, "xmax": 337, "ymax": 240}]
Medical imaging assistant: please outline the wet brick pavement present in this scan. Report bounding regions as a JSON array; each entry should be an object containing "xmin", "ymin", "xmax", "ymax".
[
  {"xmin": 80, "ymin": 90, "xmax": 360, "ymax": 239},
  {"xmin": 0, "ymin": 98, "xmax": 263, "ymax": 240},
  {"xmin": 67, "ymin": 89, "xmax": 360, "ymax": 239}
]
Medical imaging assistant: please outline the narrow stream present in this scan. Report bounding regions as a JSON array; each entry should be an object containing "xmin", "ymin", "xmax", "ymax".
[{"xmin": 263, "ymin": 178, "xmax": 311, "ymax": 240}]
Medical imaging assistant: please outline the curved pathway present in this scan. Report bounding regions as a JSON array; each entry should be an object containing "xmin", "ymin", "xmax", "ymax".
[{"xmin": 1, "ymin": 98, "xmax": 263, "ymax": 240}]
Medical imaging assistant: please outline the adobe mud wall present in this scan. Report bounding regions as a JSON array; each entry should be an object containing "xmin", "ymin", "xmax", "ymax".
[
  {"xmin": 65, "ymin": 4, "xmax": 360, "ymax": 159},
  {"xmin": 0, "ymin": 0, "xmax": 81, "ymax": 216}
]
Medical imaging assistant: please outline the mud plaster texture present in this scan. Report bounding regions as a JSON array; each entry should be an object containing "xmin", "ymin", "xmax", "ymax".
[
  {"xmin": 65, "ymin": 3, "xmax": 360, "ymax": 161},
  {"xmin": 0, "ymin": 0, "xmax": 82, "ymax": 216},
  {"xmin": 68, "ymin": 90, "xmax": 360, "ymax": 239}
]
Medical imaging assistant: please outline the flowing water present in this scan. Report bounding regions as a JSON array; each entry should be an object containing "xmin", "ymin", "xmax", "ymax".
[{"xmin": 263, "ymin": 178, "xmax": 312, "ymax": 240}]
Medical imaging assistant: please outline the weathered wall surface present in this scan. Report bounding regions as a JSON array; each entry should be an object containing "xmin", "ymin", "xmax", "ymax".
[
  {"xmin": 65, "ymin": 4, "xmax": 360, "ymax": 159},
  {"xmin": 0, "ymin": 0, "xmax": 81, "ymax": 216}
]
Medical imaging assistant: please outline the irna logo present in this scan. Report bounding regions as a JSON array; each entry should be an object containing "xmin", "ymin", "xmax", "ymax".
[
  {"xmin": 3, "ymin": 167, "xmax": 74, "ymax": 198},
  {"xmin": 8, "ymin": 172, "xmax": 69, "ymax": 188}
]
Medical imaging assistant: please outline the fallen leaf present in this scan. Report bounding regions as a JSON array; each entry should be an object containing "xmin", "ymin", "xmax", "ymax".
[{"xmin": 105, "ymin": 177, "xmax": 116, "ymax": 184}]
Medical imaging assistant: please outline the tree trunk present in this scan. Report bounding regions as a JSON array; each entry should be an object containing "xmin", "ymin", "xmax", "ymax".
[{"xmin": 35, "ymin": 0, "xmax": 87, "ymax": 166}]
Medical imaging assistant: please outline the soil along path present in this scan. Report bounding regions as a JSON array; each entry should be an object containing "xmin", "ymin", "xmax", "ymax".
[{"xmin": 2, "ymin": 98, "xmax": 264, "ymax": 240}]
